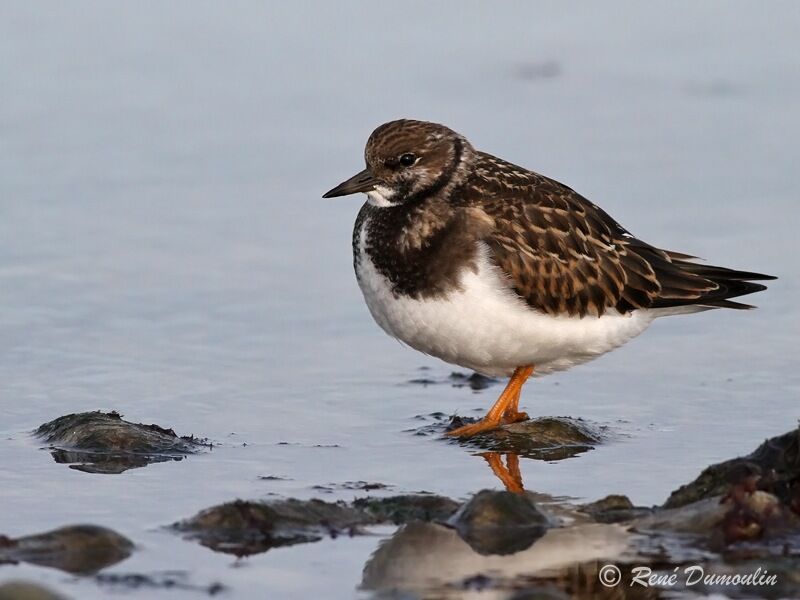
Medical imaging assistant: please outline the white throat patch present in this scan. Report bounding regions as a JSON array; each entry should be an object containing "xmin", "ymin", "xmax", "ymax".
[{"xmin": 366, "ymin": 185, "xmax": 396, "ymax": 208}]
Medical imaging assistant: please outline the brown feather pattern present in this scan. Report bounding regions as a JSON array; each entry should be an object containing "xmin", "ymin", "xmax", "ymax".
[{"xmin": 460, "ymin": 152, "xmax": 773, "ymax": 317}]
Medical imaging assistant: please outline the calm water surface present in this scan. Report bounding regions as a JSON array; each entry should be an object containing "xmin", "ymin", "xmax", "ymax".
[{"xmin": 1, "ymin": 2, "xmax": 798, "ymax": 598}]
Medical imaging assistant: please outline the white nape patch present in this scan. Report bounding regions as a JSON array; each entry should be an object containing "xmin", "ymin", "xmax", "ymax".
[
  {"xmin": 355, "ymin": 231, "xmax": 658, "ymax": 377},
  {"xmin": 366, "ymin": 185, "xmax": 396, "ymax": 208}
]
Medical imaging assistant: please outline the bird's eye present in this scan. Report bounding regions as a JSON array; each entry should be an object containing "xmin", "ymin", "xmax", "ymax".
[{"xmin": 398, "ymin": 153, "xmax": 416, "ymax": 167}]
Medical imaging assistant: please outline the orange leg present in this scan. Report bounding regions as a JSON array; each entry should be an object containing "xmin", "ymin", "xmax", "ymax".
[{"xmin": 446, "ymin": 365, "xmax": 534, "ymax": 438}]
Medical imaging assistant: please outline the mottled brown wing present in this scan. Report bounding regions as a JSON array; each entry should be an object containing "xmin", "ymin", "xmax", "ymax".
[{"xmin": 468, "ymin": 153, "xmax": 762, "ymax": 317}]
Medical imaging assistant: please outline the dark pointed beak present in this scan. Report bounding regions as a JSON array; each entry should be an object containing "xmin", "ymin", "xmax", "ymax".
[{"xmin": 322, "ymin": 168, "xmax": 378, "ymax": 198}]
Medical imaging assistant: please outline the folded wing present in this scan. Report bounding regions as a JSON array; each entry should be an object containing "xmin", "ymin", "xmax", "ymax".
[{"xmin": 469, "ymin": 154, "xmax": 775, "ymax": 317}]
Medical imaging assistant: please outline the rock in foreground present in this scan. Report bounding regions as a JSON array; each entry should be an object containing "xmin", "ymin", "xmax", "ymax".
[
  {"xmin": 172, "ymin": 498, "xmax": 366, "ymax": 556},
  {"xmin": 447, "ymin": 490, "xmax": 551, "ymax": 555},
  {"xmin": 363, "ymin": 425, "xmax": 800, "ymax": 599},
  {"xmin": 663, "ymin": 426, "xmax": 800, "ymax": 510},
  {"xmin": 0, "ymin": 581, "xmax": 67, "ymax": 600},
  {"xmin": 172, "ymin": 494, "xmax": 459, "ymax": 557}
]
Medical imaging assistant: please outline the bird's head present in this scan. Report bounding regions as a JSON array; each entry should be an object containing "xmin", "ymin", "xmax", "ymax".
[{"xmin": 323, "ymin": 119, "xmax": 473, "ymax": 206}]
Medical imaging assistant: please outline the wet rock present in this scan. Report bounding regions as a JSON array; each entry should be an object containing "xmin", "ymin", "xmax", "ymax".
[
  {"xmin": 633, "ymin": 496, "xmax": 730, "ymax": 535},
  {"xmin": 363, "ymin": 427, "xmax": 800, "ymax": 599},
  {"xmin": 663, "ymin": 426, "xmax": 800, "ymax": 509},
  {"xmin": 718, "ymin": 483, "xmax": 798, "ymax": 545},
  {"xmin": 646, "ymin": 426, "xmax": 800, "ymax": 549},
  {"xmin": 446, "ymin": 490, "xmax": 550, "ymax": 555},
  {"xmin": 172, "ymin": 498, "xmax": 366, "ymax": 556},
  {"xmin": 580, "ymin": 494, "xmax": 653, "ymax": 523},
  {"xmin": 637, "ymin": 443, "xmax": 800, "ymax": 548},
  {"xmin": 353, "ymin": 494, "xmax": 459, "ymax": 525},
  {"xmin": 445, "ymin": 416, "xmax": 604, "ymax": 460},
  {"xmin": 0, "ymin": 581, "xmax": 67, "ymax": 600},
  {"xmin": 174, "ymin": 494, "xmax": 459, "ymax": 557},
  {"xmin": 0, "ymin": 525, "xmax": 133, "ymax": 574},
  {"xmin": 35, "ymin": 411, "xmax": 211, "ymax": 474}
]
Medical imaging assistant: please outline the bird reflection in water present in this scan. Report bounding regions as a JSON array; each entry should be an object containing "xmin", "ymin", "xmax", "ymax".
[{"xmin": 481, "ymin": 452, "xmax": 525, "ymax": 494}]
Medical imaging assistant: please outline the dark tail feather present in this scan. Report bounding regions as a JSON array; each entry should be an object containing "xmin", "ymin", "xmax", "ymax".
[
  {"xmin": 628, "ymin": 240, "xmax": 775, "ymax": 311},
  {"xmin": 674, "ymin": 261, "xmax": 777, "ymax": 282},
  {"xmin": 672, "ymin": 260, "xmax": 775, "ymax": 310}
]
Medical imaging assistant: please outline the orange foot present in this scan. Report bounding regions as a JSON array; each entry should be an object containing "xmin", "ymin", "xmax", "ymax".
[
  {"xmin": 445, "ymin": 366, "xmax": 533, "ymax": 439},
  {"xmin": 503, "ymin": 411, "xmax": 529, "ymax": 424},
  {"xmin": 446, "ymin": 410, "xmax": 530, "ymax": 438}
]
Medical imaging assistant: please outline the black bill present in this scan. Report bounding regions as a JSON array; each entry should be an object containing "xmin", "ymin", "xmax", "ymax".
[{"xmin": 322, "ymin": 168, "xmax": 379, "ymax": 198}]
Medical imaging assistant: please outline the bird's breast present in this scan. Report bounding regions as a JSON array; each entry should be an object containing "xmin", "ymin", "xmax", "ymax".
[{"xmin": 353, "ymin": 220, "xmax": 654, "ymax": 376}]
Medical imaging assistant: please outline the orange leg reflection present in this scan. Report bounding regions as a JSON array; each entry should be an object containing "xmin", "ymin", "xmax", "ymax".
[{"xmin": 481, "ymin": 452, "xmax": 524, "ymax": 494}]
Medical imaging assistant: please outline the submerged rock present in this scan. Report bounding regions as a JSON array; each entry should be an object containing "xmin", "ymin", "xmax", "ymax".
[
  {"xmin": 446, "ymin": 416, "xmax": 604, "ymax": 460},
  {"xmin": 35, "ymin": 411, "xmax": 211, "ymax": 474},
  {"xmin": 448, "ymin": 371, "xmax": 497, "ymax": 390},
  {"xmin": 447, "ymin": 490, "xmax": 550, "ymax": 555},
  {"xmin": 579, "ymin": 494, "xmax": 653, "ymax": 523},
  {"xmin": 94, "ymin": 572, "xmax": 225, "ymax": 595},
  {"xmin": 405, "ymin": 371, "xmax": 497, "ymax": 390},
  {"xmin": 0, "ymin": 525, "xmax": 133, "ymax": 575}
]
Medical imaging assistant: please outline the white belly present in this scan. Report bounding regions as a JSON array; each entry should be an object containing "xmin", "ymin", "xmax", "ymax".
[{"xmin": 355, "ymin": 231, "xmax": 654, "ymax": 377}]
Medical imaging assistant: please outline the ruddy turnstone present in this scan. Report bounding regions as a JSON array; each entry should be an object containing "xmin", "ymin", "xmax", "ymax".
[{"xmin": 323, "ymin": 119, "xmax": 775, "ymax": 438}]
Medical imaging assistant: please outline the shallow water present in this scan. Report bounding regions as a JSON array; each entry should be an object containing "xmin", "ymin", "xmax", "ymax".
[{"xmin": 1, "ymin": 2, "xmax": 799, "ymax": 598}]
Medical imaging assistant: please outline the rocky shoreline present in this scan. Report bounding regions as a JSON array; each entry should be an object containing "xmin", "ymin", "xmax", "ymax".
[{"xmin": 1, "ymin": 412, "xmax": 797, "ymax": 598}]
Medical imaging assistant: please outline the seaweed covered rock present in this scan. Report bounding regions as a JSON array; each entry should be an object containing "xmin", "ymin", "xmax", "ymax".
[
  {"xmin": 35, "ymin": 411, "xmax": 210, "ymax": 474},
  {"xmin": 0, "ymin": 525, "xmax": 133, "ymax": 575},
  {"xmin": 172, "ymin": 498, "xmax": 365, "ymax": 556},
  {"xmin": 658, "ymin": 426, "xmax": 800, "ymax": 544},
  {"xmin": 663, "ymin": 426, "xmax": 800, "ymax": 509},
  {"xmin": 172, "ymin": 494, "xmax": 457, "ymax": 557},
  {"xmin": 445, "ymin": 416, "xmax": 604, "ymax": 460}
]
